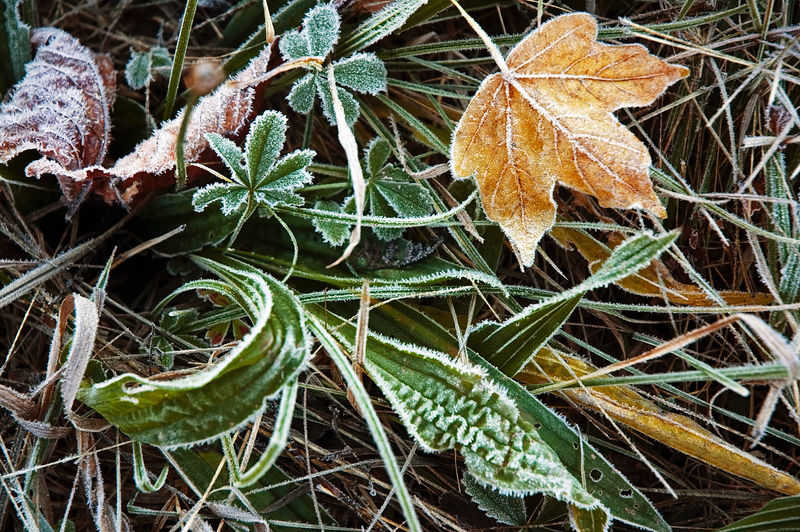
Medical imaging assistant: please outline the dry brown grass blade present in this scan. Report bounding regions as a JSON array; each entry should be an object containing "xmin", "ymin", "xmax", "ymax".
[
  {"xmin": 519, "ymin": 347, "xmax": 800, "ymax": 495},
  {"xmin": 550, "ymin": 226, "xmax": 773, "ymax": 306}
]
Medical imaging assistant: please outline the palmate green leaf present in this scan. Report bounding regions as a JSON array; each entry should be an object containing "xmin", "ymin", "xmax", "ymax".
[
  {"xmin": 366, "ymin": 302, "xmax": 669, "ymax": 532},
  {"xmin": 312, "ymin": 200, "xmax": 351, "ymax": 246},
  {"xmin": 125, "ymin": 46, "xmax": 171, "ymax": 89},
  {"xmin": 312, "ymin": 306, "xmax": 602, "ymax": 515},
  {"xmin": 77, "ymin": 257, "xmax": 309, "ymax": 447},
  {"xmin": 717, "ymin": 495, "xmax": 800, "ymax": 531}
]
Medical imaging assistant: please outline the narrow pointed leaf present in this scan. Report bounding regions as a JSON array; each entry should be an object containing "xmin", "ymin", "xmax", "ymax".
[{"xmin": 469, "ymin": 292, "xmax": 583, "ymax": 377}]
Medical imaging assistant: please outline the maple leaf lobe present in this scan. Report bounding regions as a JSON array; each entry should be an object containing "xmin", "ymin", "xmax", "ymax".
[{"xmin": 451, "ymin": 13, "xmax": 689, "ymax": 266}]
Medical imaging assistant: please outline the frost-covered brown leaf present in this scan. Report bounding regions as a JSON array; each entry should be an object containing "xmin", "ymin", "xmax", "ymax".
[
  {"xmin": 450, "ymin": 13, "xmax": 688, "ymax": 266},
  {"xmin": 0, "ymin": 27, "xmax": 115, "ymax": 206}
]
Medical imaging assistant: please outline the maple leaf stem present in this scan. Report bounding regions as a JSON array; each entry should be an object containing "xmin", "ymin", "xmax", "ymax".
[{"xmin": 448, "ymin": 0, "xmax": 509, "ymax": 74}]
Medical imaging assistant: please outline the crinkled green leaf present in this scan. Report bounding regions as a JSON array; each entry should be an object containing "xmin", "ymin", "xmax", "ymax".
[
  {"xmin": 366, "ymin": 301, "xmax": 670, "ymax": 532},
  {"xmin": 332, "ymin": 52, "xmax": 387, "ymax": 94},
  {"xmin": 192, "ymin": 182, "xmax": 248, "ymax": 215},
  {"xmin": 287, "ymin": 72, "xmax": 317, "ymax": 114},
  {"xmin": 206, "ymin": 133, "xmax": 246, "ymax": 183},
  {"xmin": 463, "ymin": 473, "xmax": 527, "ymax": 526},
  {"xmin": 313, "ymin": 306, "xmax": 601, "ymax": 511},
  {"xmin": 77, "ymin": 257, "xmax": 310, "ymax": 447},
  {"xmin": 246, "ymin": 110, "xmax": 288, "ymax": 187}
]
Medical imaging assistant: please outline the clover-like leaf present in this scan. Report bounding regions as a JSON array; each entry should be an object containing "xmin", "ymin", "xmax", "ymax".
[
  {"xmin": 280, "ymin": 4, "xmax": 387, "ymax": 126},
  {"xmin": 310, "ymin": 137, "xmax": 433, "ymax": 244},
  {"xmin": 450, "ymin": 13, "xmax": 688, "ymax": 267},
  {"xmin": 192, "ymin": 110, "xmax": 315, "ymax": 221},
  {"xmin": 125, "ymin": 46, "xmax": 171, "ymax": 90}
]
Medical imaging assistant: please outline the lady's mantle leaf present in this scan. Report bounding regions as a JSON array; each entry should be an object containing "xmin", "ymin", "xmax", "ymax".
[
  {"xmin": 77, "ymin": 257, "xmax": 310, "ymax": 447},
  {"xmin": 450, "ymin": 13, "xmax": 688, "ymax": 266},
  {"xmin": 280, "ymin": 4, "xmax": 387, "ymax": 126},
  {"xmin": 0, "ymin": 27, "xmax": 116, "ymax": 203},
  {"xmin": 192, "ymin": 110, "xmax": 315, "ymax": 216}
]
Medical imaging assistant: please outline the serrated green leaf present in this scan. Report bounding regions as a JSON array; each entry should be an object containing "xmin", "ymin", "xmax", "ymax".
[
  {"xmin": 469, "ymin": 292, "xmax": 583, "ymax": 377},
  {"xmin": 366, "ymin": 137, "xmax": 392, "ymax": 176},
  {"xmin": 304, "ymin": 3, "xmax": 340, "ymax": 57},
  {"xmin": 246, "ymin": 111, "xmax": 288, "ymax": 187},
  {"xmin": 278, "ymin": 29, "xmax": 309, "ymax": 61},
  {"xmin": 373, "ymin": 180, "xmax": 433, "ymax": 218},
  {"xmin": 261, "ymin": 149, "xmax": 316, "ymax": 189},
  {"xmin": 717, "ymin": 495, "xmax": 800, "ymax": 531},
  {"xmin": 311, "ymin": 200, "xmax": 351, "ymax": 246},
  {"xmin": 463, "ymin": 473, "xmax": 527, "ymax": 526},
  {"xmin": 312, "ymin": 305, "xmax": 601, "ymax": 512},
  {"xmin": 316, "ymin": 76, "xmax": 360, "ymax": 126},
  {"xmin": 287, "ymin": 72, "xmax": 317, "ymax": 114},
  {"xmin": 206, "ymin": 133, "xmax": 246, "ymax": 183},
  {"xmin": 78, "ymin": 257, "xmax": 309, "ymax": 447},
  {"xmin": 332, "ymin": 52, "xmax": 387, "ymax": 94},
  {"xmin": 125, "ymin": 50, "xmax": 153, "ymax": 90},
  {"xmin": 193, "ymin": 182, "xmax": 248, "ymax": 215},
  {"xmin": 368, "ymin": 187, "xmax": 404, "ymax": 241}
]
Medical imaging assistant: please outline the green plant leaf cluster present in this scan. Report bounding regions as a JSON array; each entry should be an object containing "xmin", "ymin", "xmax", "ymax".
[
  {"xmin": 313, "ymin": 137, "xmax": 433, "ymax": 245},
  {"xmin": 280, "ymin": 3, "xmax": 387, "ymax": 126},
  {"xmin": 124, "ymin": 45, "xmax": 171, "ymax": 90}
]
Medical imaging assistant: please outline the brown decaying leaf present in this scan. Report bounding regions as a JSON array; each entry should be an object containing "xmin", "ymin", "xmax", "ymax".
[
  {"xmin": 518, "ymin": 347, "xmax": 800, "ymax": 496},
  {"xmin": 0, "ymin": 28, "xmax": 116, "ymax": 202},
  {"xmin": 34, "ymin": 44, "xmax": 275, "ymax": 207},
  {"xmin": 450, "ymin": 13, "xmax": 688, "ymax": 266}
]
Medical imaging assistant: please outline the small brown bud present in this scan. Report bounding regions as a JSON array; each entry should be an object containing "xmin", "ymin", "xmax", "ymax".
[{"xmin": 184, "ymin": 58, "xmax": 224, "ymax": 96}]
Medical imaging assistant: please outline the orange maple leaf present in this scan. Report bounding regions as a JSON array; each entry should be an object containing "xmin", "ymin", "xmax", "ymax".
[{"xmin": 450, "ymin": 13, "xmax": 689, "ymax": 266}]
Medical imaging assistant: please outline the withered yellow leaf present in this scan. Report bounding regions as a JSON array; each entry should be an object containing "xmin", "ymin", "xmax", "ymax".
[{"xmin": 450, "ymin": 13, "xmax": 688, "ymax": 266}]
